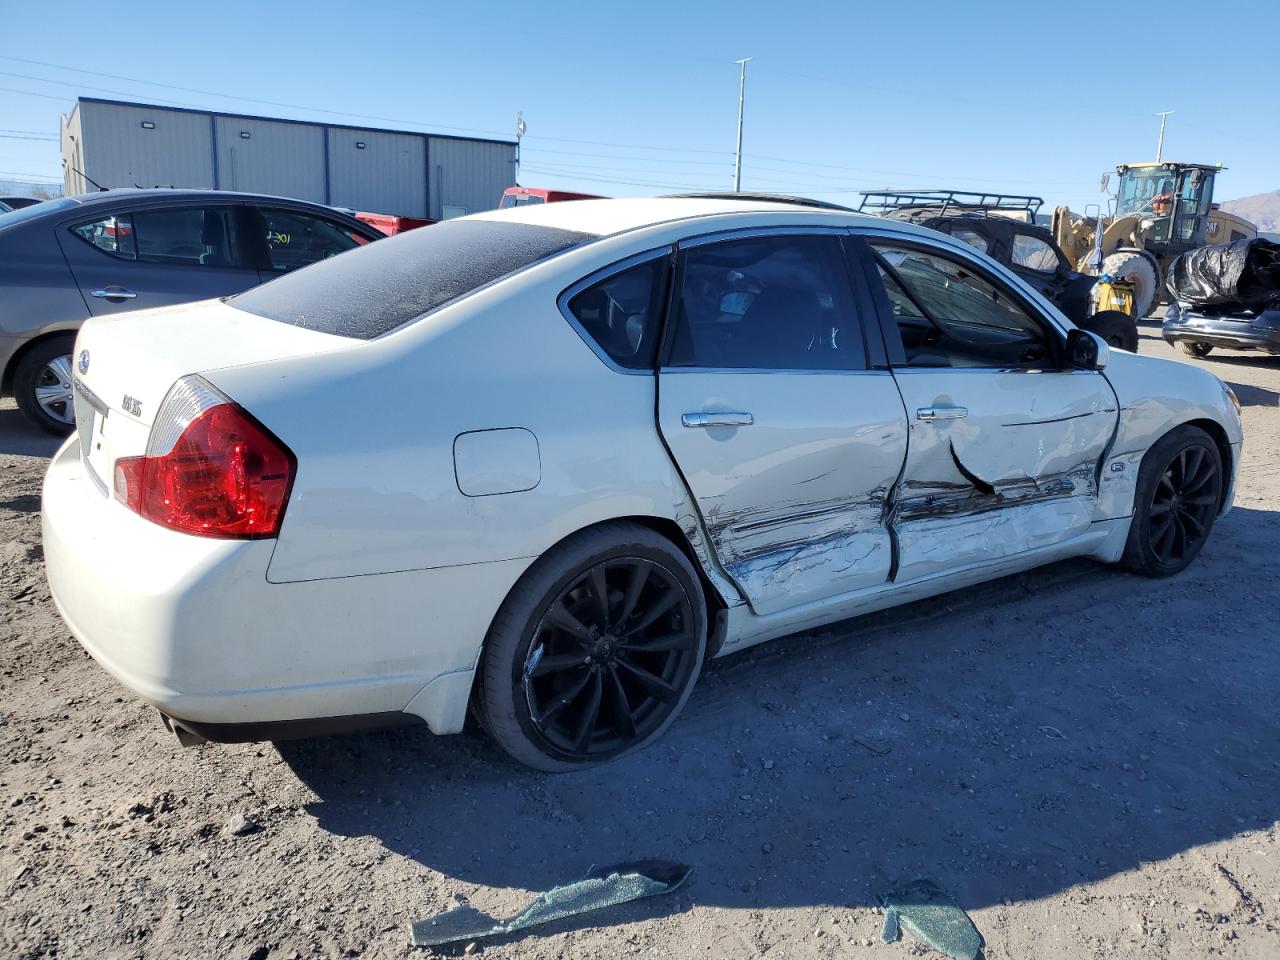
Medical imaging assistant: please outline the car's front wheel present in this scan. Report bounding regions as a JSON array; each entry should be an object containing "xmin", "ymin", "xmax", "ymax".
[
  {"xmin": 1121, "ymin": 425, "xmax": 1223, "ymax": 577},
  {"xmin": 13, "ymin": 335, "xmax": 77, "ymax": 436},
  {"xmin": 477, "ymin": 522, "xmax": 707, "ymax": 771}
]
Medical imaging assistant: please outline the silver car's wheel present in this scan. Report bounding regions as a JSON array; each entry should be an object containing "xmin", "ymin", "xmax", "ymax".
[
  {"xmin": 13, "ymin": 336, "xmax": 78, "ymax": 436},
  {"xmin": 34, "ymin": 355, "xmax": 76, "ymax": 425}
]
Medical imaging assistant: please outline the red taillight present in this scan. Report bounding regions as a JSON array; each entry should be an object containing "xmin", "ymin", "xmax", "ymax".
[{"xmin": 114, "ymin": 402, "xmax": 295, "ymax": 539}]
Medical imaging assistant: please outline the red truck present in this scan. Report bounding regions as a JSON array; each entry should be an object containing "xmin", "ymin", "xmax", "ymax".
[
  {"xmin": 499, "ymin": 186, "xmax": 605, "ymax": 209},
  {"xmin": 354, "ymin": 211, "xmax": 435, "ymax": 236}
]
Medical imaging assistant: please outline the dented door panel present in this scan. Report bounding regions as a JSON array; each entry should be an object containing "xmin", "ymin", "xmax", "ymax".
[
  {"xmin": 658, "ymin": 370, "xmax": 908, "ymax": 615},
  {"xmin": 889, "ymin": 368, "xmax": 1118, "ymax": 583}
]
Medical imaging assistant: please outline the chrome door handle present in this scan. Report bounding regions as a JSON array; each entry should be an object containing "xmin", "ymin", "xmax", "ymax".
[
  {"xmin": 916, "ymin": 406, "xmax": 968, "ymax": 421},
  {"xmin": 91, "ymin": 288, "xmax": 137, "ymax": 300},
  {"xmin": 682, "ymin": 412, "xmax": 754, "ymax": 428}
]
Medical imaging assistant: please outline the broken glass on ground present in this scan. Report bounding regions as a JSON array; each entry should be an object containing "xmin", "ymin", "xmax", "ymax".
[
  {"xmin": 410, "ymin": 860, "xmax": 692, "ymax": 948},
  {"xmin": 881, "ymin": 878, "xmax": 983, "ymax": 960}
]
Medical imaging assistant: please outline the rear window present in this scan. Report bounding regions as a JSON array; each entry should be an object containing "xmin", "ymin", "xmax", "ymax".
[
  {"xmin": 229, "ymin": 219, "xmax": 597, "ymax": 339},
  {"xmin": 0, "ymin": 197, "xmax": 77, "ymax": 231}
]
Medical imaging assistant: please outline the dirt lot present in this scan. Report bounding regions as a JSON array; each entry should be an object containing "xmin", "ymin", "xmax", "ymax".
[{"xmin": 2, "ymin": 321, "xmax": 1279, "ymax": 960}]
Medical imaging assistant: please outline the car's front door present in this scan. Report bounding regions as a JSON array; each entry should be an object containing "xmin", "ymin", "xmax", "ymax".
[
  {"xmin": 56, "ymin": 203, "xmax": 260, "ymax": 316},
  {"xmin": 856, "ymin": 234, "xmax": 1119, "ymax": 583},
  {"xmin": 657, "ymin": 229, "xmax": 908, "ymax": 616}
]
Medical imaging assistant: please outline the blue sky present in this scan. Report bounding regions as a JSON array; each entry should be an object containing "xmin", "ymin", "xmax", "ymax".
[{"xmin": 3, "ymin": 0, "xmax": 1277, "ymax": 211}]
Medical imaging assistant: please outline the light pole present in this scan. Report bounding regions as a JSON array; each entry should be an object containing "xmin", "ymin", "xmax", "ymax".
[
  {"xmin": 1154, "ymin": 110, "xmax": 1174, "ymax": 162},
  {"xmin": 734, "ymin": 58, "xmax": 751, "ymax": 191}
]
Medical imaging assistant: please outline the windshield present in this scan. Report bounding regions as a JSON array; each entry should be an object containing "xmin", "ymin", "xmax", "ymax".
[
  {"xmin": 230, "ymin": 218, "xmax": 597, "ymax": 339},
  {"xmin": 0, "ymin": 196, "xmax": 77, "ymax": 230},
  {"xmin": 1115, "ymin": 169, "xmax": 1180, "ymax": 217}
]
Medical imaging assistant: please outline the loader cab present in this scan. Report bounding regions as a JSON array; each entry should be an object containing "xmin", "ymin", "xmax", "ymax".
[{"xmin": 1114, "ymin": 162, "xmax": 1219, "ymax": 256}]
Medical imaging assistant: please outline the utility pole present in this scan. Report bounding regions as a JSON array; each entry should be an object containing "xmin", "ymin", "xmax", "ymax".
[
  {"xmin": 734, "ymin": 58, "xmax": 751, "ymax": 191},
  {"xmin": 515, "ymin": 111, "xmax": 526, "ymax": 183},
  {"xmin": 1154, "ymin": 110, "xmax": 1174, "ymax": 162}
]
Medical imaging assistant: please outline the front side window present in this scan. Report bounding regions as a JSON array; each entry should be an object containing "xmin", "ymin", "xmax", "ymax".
[
  {"xmin": 567, "ymin": 257, "xmax": 667, "ymax": 370},
  {"xmin": 257, "ymin": 208, "xmax": 367, "ymax": 272},
  {"xmin": 871, "ymin": 243, "xmax": 1050, "ymax": 369},
  {"xmin": 668, "ymin": 234, "xmax": 864, "ymax": 370},
  {"xmin": 1010, "ymin": 233, "xmax": 1060, "ymax": 273}
]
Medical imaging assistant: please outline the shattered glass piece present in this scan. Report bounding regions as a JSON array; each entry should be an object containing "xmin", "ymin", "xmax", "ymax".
[
  {"xmin": 881, "ymin": 905, "xmax": 901, "ymax": 943},
  {"xmin": 881, "ymin": 879, "xmax": 983, "ymax": 960},
  {"xmin": 410, "ymin": 860, "xmax": 691, "ymax": 948}
]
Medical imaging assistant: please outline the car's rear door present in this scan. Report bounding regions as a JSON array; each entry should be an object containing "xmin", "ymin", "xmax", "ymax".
[
  {"xmin": 56, "ymin": 201, "xmax": 260, "ymax": 315},
  {"xmin": 852, "ymin": 230, "xmax": 1118, "ymax": 583},
  {"xmin": 656, "ymin": 228, "xmax": 908, "ymax": 616}
]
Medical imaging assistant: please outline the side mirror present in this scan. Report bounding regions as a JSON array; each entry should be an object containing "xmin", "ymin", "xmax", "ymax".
[{"xmin": 1067, "ymin": 329, "xmax": 1109, "ymax": 370}]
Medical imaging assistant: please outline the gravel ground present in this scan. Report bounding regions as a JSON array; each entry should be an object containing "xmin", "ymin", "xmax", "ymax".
[{"xmin": 2, "ymin": 320, "xmax": 1279, "ymax": 960}]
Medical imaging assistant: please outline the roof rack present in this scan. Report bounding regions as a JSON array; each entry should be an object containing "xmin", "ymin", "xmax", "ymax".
[
  {"xmin": 857, "ymin": 189, "xmax": 1043, "ymax": 221},
  {"xmin": 664, "ymin": 192, "xmax": 854, "ymax": 212}
]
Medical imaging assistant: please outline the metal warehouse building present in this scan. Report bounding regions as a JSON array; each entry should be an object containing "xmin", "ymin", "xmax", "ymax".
[{"xmin": 60, "ymin": 98, "xmax": 517, "ymax": 219}]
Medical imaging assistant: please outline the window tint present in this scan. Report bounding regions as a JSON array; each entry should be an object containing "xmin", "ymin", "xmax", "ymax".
[
  {"xmin": 668, "ymin": 235, "xmax": 864, "ymax": 370},
  {"xmin": 132, "ymin": 207, "xmax": 243, "ymax": 267},
  {"xmin": 951, "ymin": 227, "xmax": 988, "ymax": 254},
  {"xmin": 1010, "ymin": 233, "xmax": 1060, "ymax": 272},
  {"xmin": 71, "ymin": 214, "xmax": 136, "ymax": 260},
  {"xmin": 871, "ymin": 243, "xmax": 1050, "ymax": 369},
  {"xmin": 231, "ymin": 219, "xmax": 597, "ymax": 340},
  {"xmin": 567, "ymin": 257, "xmax": 667, "ymax": 370},
  {"xmin": 258, "ymin": 208, "xmax": 367, "ymax": 272}
]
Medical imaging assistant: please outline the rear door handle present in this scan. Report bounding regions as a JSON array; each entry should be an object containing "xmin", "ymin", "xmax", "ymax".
[
  {"xmin": 682, "ymin": 412, "xmax": 754, "ymax": 428},
  {"xmin": 916, "ymin": 406, "xmax": 968, "ymax": 421},
  {"xmin": 91, "ymin": 287, "xmax": 137, "ymax": 300}
]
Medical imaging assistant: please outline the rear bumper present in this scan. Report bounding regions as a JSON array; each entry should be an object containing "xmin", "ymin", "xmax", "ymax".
[
  {"xmin": 1162, "ymin": 308, "xmax": 1280, "ymax": 353},
  {"xmin": 42, "ymin": 436, "xmax": 533, "ymax": 736}
]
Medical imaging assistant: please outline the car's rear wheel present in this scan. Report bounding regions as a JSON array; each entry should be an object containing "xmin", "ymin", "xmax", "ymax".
[
  {"xmin": 1121, "ymin": 425, "xmax": 1223, "ymax": 577},
  {"xmin": 13, "ymin": 335, "xmax": 77, "ymax": 436},
  {"xmin": 477, "ymin": 522, "xmax": 707, "ymax": 771},
  {"xmin": 1179, "ymin": 341, "xmax": 1214, "ymax": 358}
]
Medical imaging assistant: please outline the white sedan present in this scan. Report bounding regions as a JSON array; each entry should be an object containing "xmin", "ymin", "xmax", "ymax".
[{"xmin": 42, "ymin": 196, "xmax": 1242, "ymax": 770}]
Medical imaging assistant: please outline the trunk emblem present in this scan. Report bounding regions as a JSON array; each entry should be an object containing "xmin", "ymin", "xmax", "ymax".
[{"xmin": 78, "ymin": 350, "xmax": 90, "ymax": 374}]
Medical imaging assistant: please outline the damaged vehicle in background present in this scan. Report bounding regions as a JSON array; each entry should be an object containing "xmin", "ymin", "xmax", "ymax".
[
  {"xmin": 1163, "ymin": 237, "xmax": 1280, "ymax": 357},
  {"xmin": 0, "ymin": 189, "xmax": 382, "ymax": 434},
  {"xmin": 859, "ymin": 190, "xmax": 1139, "ymax": 351},
  {"xmin": 42, "ymin": 195, "xmax": 1242, "ymax": 771}
]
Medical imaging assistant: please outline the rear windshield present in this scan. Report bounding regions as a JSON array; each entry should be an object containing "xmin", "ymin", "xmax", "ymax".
[
  {"xmin": 230, "ymin": 218, "xmax": 597, "ymax": 339},
  {"xmin": 0, "ymin": 197, "xmax": 77, "ymax": 230}
]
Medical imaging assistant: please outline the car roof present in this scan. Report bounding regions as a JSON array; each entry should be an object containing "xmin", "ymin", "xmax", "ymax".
[
  {"xmin": 469, "ymin": 196, "xmax": 895, "ymax": 239},
  {"xmin": 64, "ymin": 187, "xmax": 344, "ymax": 208}
]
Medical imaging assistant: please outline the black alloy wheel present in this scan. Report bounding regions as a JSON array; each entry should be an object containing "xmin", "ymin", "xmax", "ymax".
[
  {"xmin": 1121, "ymin": 425, "xmax": 1223, "ymax": 577},
  {"xmin": 1146, "ymin": 445, "xmax": 1220, "ymax": 566},
  {"xmin": 522, "ymin": 556, "xmax": 699, "ymax": 759}
]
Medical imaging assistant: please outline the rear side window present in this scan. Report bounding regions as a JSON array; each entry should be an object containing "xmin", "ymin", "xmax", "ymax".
[
  {"xmin": 231, "ymin": 219, "xmax": 597, "ymax": 340},
  {"xmin": 70, "ymin": 207, "xmax": 244, "ymax": 267},
  {"xmin": 566, "ymin": 256, "xmax": 668, "ymax": 370},
  {"xmin": 1011, "ymin": 233, "xmax": 1060, "ymax": 272}
]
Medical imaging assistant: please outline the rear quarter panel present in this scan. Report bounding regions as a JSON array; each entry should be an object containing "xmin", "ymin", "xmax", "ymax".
[
  {"xmin": 0, "ymin": 221, "xmax": 87, "ymax": 340},
  {"xmin": 205, "ymin": 229, "xmax": 738, "ymax": 603}
]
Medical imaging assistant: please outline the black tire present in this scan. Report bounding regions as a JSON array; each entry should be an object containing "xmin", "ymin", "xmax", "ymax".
[
  {"xmin": 13, "ymin": 335, "xmax": 77, "ymax": 436},
  {"xmin": 1101, "ymin": 251, "xmax": 1160, "ymax": 318},
  {"xmin": 1179, "ymin": 341, "xmax": 1214, "ymax": 359},
  {"xmin": 477, "ymin": 521, "xmax": 708, "ymax": 771},
  {"xmin": 1120, "ymin": 425, "xmax": 1223, "ymax": 577},
  {"xmin": 1081, "ymin": 310, "xmax": 1139, "ymax": 352}
]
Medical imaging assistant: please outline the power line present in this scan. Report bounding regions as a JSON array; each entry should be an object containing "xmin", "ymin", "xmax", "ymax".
[{"xmin": 0, "ymin": 134, "xmax": 58, "ymax": 142}]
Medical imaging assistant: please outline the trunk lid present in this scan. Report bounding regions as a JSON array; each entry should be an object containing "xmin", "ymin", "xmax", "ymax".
[{"xmin": 72, "ymin": 298, "xmax": 354, "ymax": 495}]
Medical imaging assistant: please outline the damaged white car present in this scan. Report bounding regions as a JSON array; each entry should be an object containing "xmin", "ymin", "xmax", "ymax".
[{"xmin": 42, "ymin": 195, "xmax": 1242, "ymax": 770}]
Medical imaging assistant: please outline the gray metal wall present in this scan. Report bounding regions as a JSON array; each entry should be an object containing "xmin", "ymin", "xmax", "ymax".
[
  {"xmin": 328, "ymin": 127, "xmax": 427, "ymax": 217},
  {"xmin": 427, "ymin": 137, "xmax": 517, "ymax": 219},
  {"xmin": 214, "ymin": 116, "xmax": 326, "ymax": 202},
  {"xmin": 64, "ymin": 100, "xmax": 516, "ymax": 217},
  {"xmin": 75, "ymin": 102, "xmax": 215, "ymax": 191}
]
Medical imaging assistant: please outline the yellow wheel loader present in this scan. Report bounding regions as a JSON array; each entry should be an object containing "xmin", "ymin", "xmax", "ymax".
[{"xmin": 1051, "ymin": 162, "xmax": 1257, "ymax": 317}]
